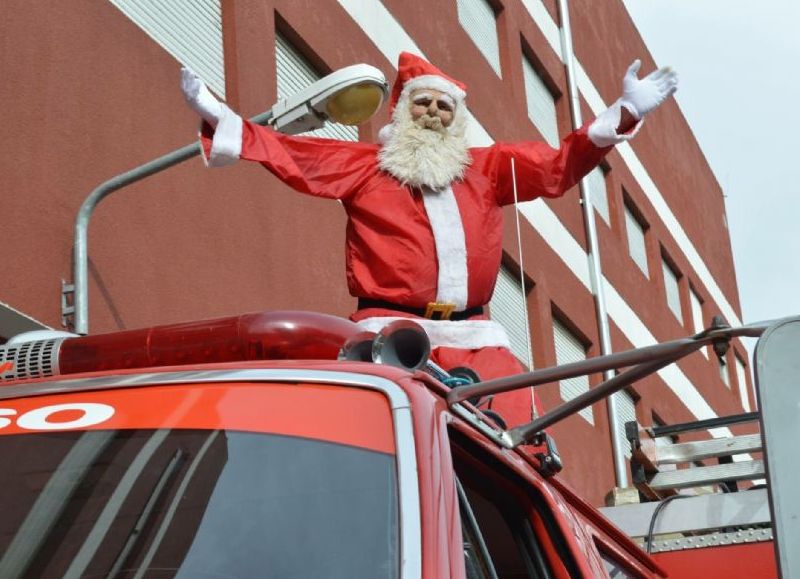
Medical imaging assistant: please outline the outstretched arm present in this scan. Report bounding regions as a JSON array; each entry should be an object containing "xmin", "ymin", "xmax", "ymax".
[
  {"xmin": 178, "ymin": 68, "xmax": 376, "ymax": 199},
  {"xmin": 490, "ymin": 60, "xmax": 678, "ymax": 205},
  {"xmin": 590, "ymin": 59, "xmax": 678, "ymax": 146}
]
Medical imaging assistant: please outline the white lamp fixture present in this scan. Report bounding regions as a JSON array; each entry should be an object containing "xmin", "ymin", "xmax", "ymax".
[{"xmin": 270, "ymin": 64, "xmax": 388, "ymax": 135}]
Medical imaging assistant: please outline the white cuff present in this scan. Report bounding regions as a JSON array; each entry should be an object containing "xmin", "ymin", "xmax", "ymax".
[
  {"xmin": 202, "ymin": 104, "xmax": 243, "ymax": 167},
  {"xmin": 587, "ymin": 99, "xmax": 644, "ymax": 148},
  {"xmin": 356, "ymin": 317, "xmax": 511, "ymax": 350}
]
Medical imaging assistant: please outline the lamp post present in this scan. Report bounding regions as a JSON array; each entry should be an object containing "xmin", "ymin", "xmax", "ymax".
[
  {"xmin": 556, "ymin": 0, "xmax": 628, "ymax": 488},
  {"xmin": 69, "ymin": 65, "xmax": 388, "ymax": 335}
]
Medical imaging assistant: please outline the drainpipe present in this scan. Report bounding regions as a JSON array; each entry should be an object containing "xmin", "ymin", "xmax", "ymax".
[
  {"xmin": 71, "ymin": 111, "xmax": 273, "ymax": 335},
  {"xmin": 557, "ymin": 0, "xmax": 628, "ymax": 488}
]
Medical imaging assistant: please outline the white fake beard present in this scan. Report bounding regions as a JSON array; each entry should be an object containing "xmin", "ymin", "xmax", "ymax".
[{"xmin": 378, "ymin": 102, "xmax": 470, "ymax": 191}]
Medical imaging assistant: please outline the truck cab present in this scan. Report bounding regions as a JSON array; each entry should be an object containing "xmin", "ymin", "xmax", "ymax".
[{"xmin": 0, "ymin": 311, "xmax": 662, "ymax": 578}]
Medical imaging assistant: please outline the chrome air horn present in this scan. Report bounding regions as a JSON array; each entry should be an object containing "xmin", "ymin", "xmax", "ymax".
[{"xmin": 338, "ymin": 320, "xmax": 431, "ymax": 372}]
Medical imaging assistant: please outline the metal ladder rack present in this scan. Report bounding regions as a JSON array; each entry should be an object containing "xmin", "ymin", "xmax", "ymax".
[
  {"xmin": 600, "ymin": 412, "xmax": 772, "ymax": 556},
  {"xmin": 627, "ymin": 412, "xmax": 763, "ymax": 500}
]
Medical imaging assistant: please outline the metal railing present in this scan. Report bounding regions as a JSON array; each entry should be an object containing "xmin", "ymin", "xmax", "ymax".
[{"xmin": 447, "ymin": 315, "xmax": 773, "ymax": 447}]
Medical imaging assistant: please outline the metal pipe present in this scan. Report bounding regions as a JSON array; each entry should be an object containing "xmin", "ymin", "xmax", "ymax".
[
  {"xmin": 72, "ymin": 111, "xmax": 273, "ymax": 335},
  {"xmin": 558, "ymin": 0, "xmax": 627, "ymax": 485},
  {"xmin": 451, "ymin": 320, "xmax": 773, "ymax": 449},
  {"xmin": 448, "ymin": 335, "xmax": 699, "ymax": 405},
  {"xmin": 506, "ymin": 343, "xmax": 701, "ymax": 446},
  {"xmin": 448, "ymin": 321, "xmax": 768, "ymax": 406},
  {"xmin": 73, "ymin": 143, "xmax": 198, "ymax": 335},
  {"xmin": 650, "ymin": 411, "xmax": 760, "ymax": 438}
]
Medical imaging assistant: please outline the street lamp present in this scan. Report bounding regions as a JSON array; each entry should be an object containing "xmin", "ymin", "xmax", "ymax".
[
  {"xmin": 268, "ymin": 64, "xmax": 388, "ymax": 134},
  {"xmin": 70, "ymin": 64, "xmax": 389, "ymax": 335}
]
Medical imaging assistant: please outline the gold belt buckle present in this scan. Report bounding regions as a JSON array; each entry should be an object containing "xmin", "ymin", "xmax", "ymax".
[{"xmin": 424, "ymin": 302, "xmax": 456, "ymax": 320}]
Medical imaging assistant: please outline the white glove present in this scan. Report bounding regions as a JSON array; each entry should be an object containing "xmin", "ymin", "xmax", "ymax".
[
  {"xmin": 180, "ymin": 67, "xmax": 224, "ymax": 127},
  {"xmin": 619, "ymin": 60, "xmax": 678, "ymax": 119}
]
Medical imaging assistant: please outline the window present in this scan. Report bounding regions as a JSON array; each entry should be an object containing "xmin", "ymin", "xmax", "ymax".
[
  {"xmin": 459, "ymin": 495, "xmax": 495, "ymax": 579},
  {"xmin": 457, "ymin": 0, "xmax": 502, "ymax": 76},
  {"xmin": 661, "ymin": 256, "xmax": 682, "ymax": 322},
  {"xmin": 0, "ymin": 430, "xmax": 398, "ymax": 578},
  {"xmin": 587, "ymin": 166, "xmax": 610, "ymax": 225},
  {"xmin": 624, "ymin": 202, "xmax": 649, "ymax": 278},
  {"xmin": 522, "ymin": 54, "xmax": 558, "ymax": 147},
  {"xmin": 552, "ymin": 318, "xmax": 593, "ymax": 424},
  {"xmin": 735, "ymin": 356, "xmax": 751, "ymax": 412},
  {"xmin": 458, "ymin": 481, "xmax": 537, "ymax": 578},
  {"xmin": 109, "ymin": 0, "xmax": 225, "ymax": 97},
  {"xmin": 689, "ymin": 288, "xmax": 708, "ymax": 358},
  {"xmin": 451, "ymin": 432, "xmax": 579, "ymax": 578},
  {"xmin": 615, "ymin": 390, "xmax": 637, "ymax": 459},
  {"xmin": 275, "ymin": 33, "xmax": 358, "ymax": 141},
  {"xmin": 490, "ymin": 266, "xmax": 533, "ymax": 367},
  {"xmin": 597, "ymin": 545, "xmax": 640, "ymax": 578},
  {"xmin": 0, "ymin": 383, "xmax": 400, "ymax": 578}
]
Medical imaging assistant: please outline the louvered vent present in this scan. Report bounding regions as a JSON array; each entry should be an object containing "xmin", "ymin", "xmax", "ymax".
[{"xmin": 0, "ymin": 338, "xmax": 65, "ymax": 382}]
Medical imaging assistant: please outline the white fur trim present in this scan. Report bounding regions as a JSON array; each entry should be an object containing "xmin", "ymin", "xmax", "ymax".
[
  {"xmin": 587, "ymin": 99, "xmax": 644, "ymax": 148},
  {"xmin": 357, "ymin": 317, "xmax": 511, "ymax": 349},
  {"xmin": 422, "ymin": 186, "xmax": 468, "ymax": 310},
  {"xmin": 401, "ymin": 74, "xmax": 466, "ymax": 104},
  {"xmin": 203, "ymin": 104, "xmax": 243, "ymax": 167},
  {"xmin": 377, "ymin": 124, "xmax": 393, "ymax": 144}
]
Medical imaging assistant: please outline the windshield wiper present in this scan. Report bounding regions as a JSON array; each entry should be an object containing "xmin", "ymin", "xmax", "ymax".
[{"xmin": 107, "ymin": 448, "xmax": 186, "ymax": 578}]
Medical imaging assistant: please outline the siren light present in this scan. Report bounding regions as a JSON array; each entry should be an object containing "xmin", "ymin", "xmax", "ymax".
[{"xmin": 0, "ymin": 311, "xmax": 431, "ymax": 383}]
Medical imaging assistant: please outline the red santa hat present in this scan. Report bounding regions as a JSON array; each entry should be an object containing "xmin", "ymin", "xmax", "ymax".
[{"xmin": 389, "ymin": 52, "xmax": 467, "ymax": 113}]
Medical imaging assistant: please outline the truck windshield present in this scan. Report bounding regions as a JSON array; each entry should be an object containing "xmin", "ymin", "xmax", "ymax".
[
  {"xmin": 0, "ymin": 429, "xmax": 398, "ymax": 579},
  {"xmin": 0, "ymin": 382, "xmax": 400, "ymax": 579}
]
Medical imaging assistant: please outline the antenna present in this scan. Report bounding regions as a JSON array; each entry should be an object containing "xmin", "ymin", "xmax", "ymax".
[{"xmin": 510, "ymin": 157, "xmax": 537, "ymax": 419}]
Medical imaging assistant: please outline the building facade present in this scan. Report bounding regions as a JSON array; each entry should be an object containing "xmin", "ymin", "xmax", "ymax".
[{"xmin": 2, "ymin": 0, "xmax": 753, "ymax": 506}]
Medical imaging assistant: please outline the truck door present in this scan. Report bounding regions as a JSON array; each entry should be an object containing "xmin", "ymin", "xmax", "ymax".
[{"xmin": 448, "ymin": 427, "xmax": 587, "ymax": 579}]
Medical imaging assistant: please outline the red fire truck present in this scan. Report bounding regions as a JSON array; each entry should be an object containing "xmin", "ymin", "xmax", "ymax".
[
  {"xmin": 0, "ymin": 310, "xmax": 795, "ymax": 578},
  {"xmin": 4, "ymin": 60, "xmax": 795, "ymax": 578}
]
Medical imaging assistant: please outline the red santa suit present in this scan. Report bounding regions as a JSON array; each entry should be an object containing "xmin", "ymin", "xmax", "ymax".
[{"xmin": 199, "ymin": 53, "xmax": 639, "ymax": 425}]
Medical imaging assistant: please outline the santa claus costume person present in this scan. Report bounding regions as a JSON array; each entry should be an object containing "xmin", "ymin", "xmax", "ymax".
[{"xmin": 181, "ymin": 52, "xmax": 677, "ymax": 426}]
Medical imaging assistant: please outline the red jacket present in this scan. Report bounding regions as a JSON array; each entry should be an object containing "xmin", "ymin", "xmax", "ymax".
[{"xmin": 202, "ymin": 120, "xmax": 609, "ymax": 310}]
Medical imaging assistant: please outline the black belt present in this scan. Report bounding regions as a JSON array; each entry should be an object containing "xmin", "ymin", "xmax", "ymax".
[{"xmin": 357, "ymin": 298, "xmax": 484, "ymax": 321}]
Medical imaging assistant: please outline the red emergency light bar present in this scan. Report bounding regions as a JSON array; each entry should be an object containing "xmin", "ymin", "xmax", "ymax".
[
  {"xmin": 59, "ymin": 311, "xmax": 361, "ymax": 374},
  {"xmin": 0, "ymin": 311, "xmax": 433, "ymax": 382},
  {"xmin": 0, "ymin": 312, "xmax": 362, "ymax": 381}
]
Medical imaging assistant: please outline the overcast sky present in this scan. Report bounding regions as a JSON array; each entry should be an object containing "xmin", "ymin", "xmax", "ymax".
[{"xmin": 621, "ymin": 0, "xmax": 800, "ymax": 330}]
